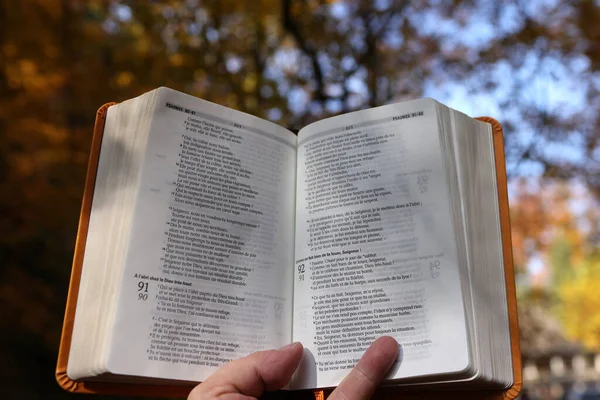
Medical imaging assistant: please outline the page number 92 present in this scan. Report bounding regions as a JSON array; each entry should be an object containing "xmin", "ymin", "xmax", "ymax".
[
  {"xmin": 297, "ymin": 264, "xmax": 305, "ymax": 282},
  {"xmin": 138, "ymin": 281, "xmax": 148, "ymax": 301}
]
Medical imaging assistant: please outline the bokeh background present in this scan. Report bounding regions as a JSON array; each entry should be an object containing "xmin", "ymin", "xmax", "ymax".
[{"xmin": 1, "ymin": 0, "xmax": 599, "ymax": 399}]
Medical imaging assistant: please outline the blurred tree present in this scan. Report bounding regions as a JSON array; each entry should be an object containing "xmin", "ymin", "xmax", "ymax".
[
  {"xmin": 441, "ymin": 0, "xmax": 600, "ymax": 193},
  {"xmin": 0, "ymin": 0, "xmax": 599, "ymax": 397},
  {"xmin": 509, "ymin": 179, "xmax": 599, "ymax": 353},
  {"xmin": 509, "ymin": 179, "xmax": 595, "ymax": 276},
  {"xmin": 557, "ymin": 253, "xmax": 600, "ymax": 349}
]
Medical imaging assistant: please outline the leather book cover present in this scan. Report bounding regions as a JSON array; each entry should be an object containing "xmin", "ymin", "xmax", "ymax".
[{"xmin": 56, "ymin": 105, "xmax": 521, "ymax": 399}]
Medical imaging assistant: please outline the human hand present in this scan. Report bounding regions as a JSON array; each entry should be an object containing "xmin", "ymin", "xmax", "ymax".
[{"xmin": 188, "ymin": 336, "xmax": 399, "ymax": 400}]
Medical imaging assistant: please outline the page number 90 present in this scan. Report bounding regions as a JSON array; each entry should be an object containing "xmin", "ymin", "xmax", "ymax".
[{"xmin": 138, "ymin": 281, "xmax": 148, "ymax": 301}]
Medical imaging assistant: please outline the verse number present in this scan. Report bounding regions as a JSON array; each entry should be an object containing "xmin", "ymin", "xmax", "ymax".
[
  {"xmin": 297, "ymin": 263, "xmax": 305, "ymax": 282},
  {"xmin": 417, "ymin": 174, "xmax": 429, "ymax": 194},
  {"xmin": 274, "ymin": 301, "xmax": 283, "ymax": 320},
  {"xmin": 138, "ymin": 281, "xmax": 148, "ymax": 301},
  {"xmin": 430, "ymin": 260, "xmax": 441, "ymax": 279}
]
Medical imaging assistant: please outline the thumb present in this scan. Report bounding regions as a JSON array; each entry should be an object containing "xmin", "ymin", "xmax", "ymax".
[
  {"xmin": 328, "ymin": 336, "xmax": 399, "ymax": 400},
  {"xmin": 188, "ymin": 342, "xmax": 304, "ymax": 400}
]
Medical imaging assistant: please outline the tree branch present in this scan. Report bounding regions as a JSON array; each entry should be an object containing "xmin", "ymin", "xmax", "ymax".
[{"xmin": 281, "ymin": 0, "xmax": 327, "ymax": 102}]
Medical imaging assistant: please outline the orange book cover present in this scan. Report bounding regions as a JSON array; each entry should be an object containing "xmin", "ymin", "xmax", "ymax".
[{"xmin": 56, "ymin": 104, "xmax": 522, "ymax": 399}]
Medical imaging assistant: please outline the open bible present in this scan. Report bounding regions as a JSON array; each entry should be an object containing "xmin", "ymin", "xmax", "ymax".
[{"xmin": 56, "ymin": 87, "xmax": 521, "ymax": 398}]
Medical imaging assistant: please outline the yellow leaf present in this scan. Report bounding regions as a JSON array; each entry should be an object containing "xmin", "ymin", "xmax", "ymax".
[
  {"xmin": 169, "ymin": 53, "xmax": 184, "ymax": 67},
  {"xmin": 242, "ymin": 73, "xmax": 257, "ymax": 92},
  {"xmin": 115, "ymin": 71, "xmax": 134, "ymax": 87}
]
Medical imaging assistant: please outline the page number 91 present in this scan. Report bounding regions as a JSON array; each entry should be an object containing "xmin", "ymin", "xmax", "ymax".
[{"xmin": 138, "ymin": 281, "xmax": 148, "ymax": 301}]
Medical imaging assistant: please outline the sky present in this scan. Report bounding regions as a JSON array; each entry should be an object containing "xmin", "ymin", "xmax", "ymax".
[{"xmin": 327, "ymin": 0, "xmax": 591, "ymax": 181}]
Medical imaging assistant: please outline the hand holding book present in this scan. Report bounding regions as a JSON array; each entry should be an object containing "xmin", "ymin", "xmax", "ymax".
[
  {"xmin": 56, "ymin": 88, "xmax": 522, "ymax": 399},
  {"xmin": 188, "ymin": 337, "xmax": 399, "ymax": 400}
]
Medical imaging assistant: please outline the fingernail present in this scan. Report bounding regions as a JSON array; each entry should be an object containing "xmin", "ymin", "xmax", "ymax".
[{"xmin": 279, "ymin": 341, "xmax": 301, "ymax": 350}]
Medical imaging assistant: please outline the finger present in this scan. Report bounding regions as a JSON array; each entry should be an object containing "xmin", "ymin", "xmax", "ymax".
[
  {"xmin": 328, "ymin": 336, "xmax": 399, "ymax": 400},
  {"xmin": 188, "ymin": 342, "xmax": 304, "ymax": 400}
]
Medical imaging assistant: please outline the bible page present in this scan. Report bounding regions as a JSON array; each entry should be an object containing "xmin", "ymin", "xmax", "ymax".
[
  {"xmin": 292, "ymin": 99, "xmax": 470, "ymax": 389},
  {"xmin": 106, "ymin": 88, "xmax": 297, "ymax": 382}
]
